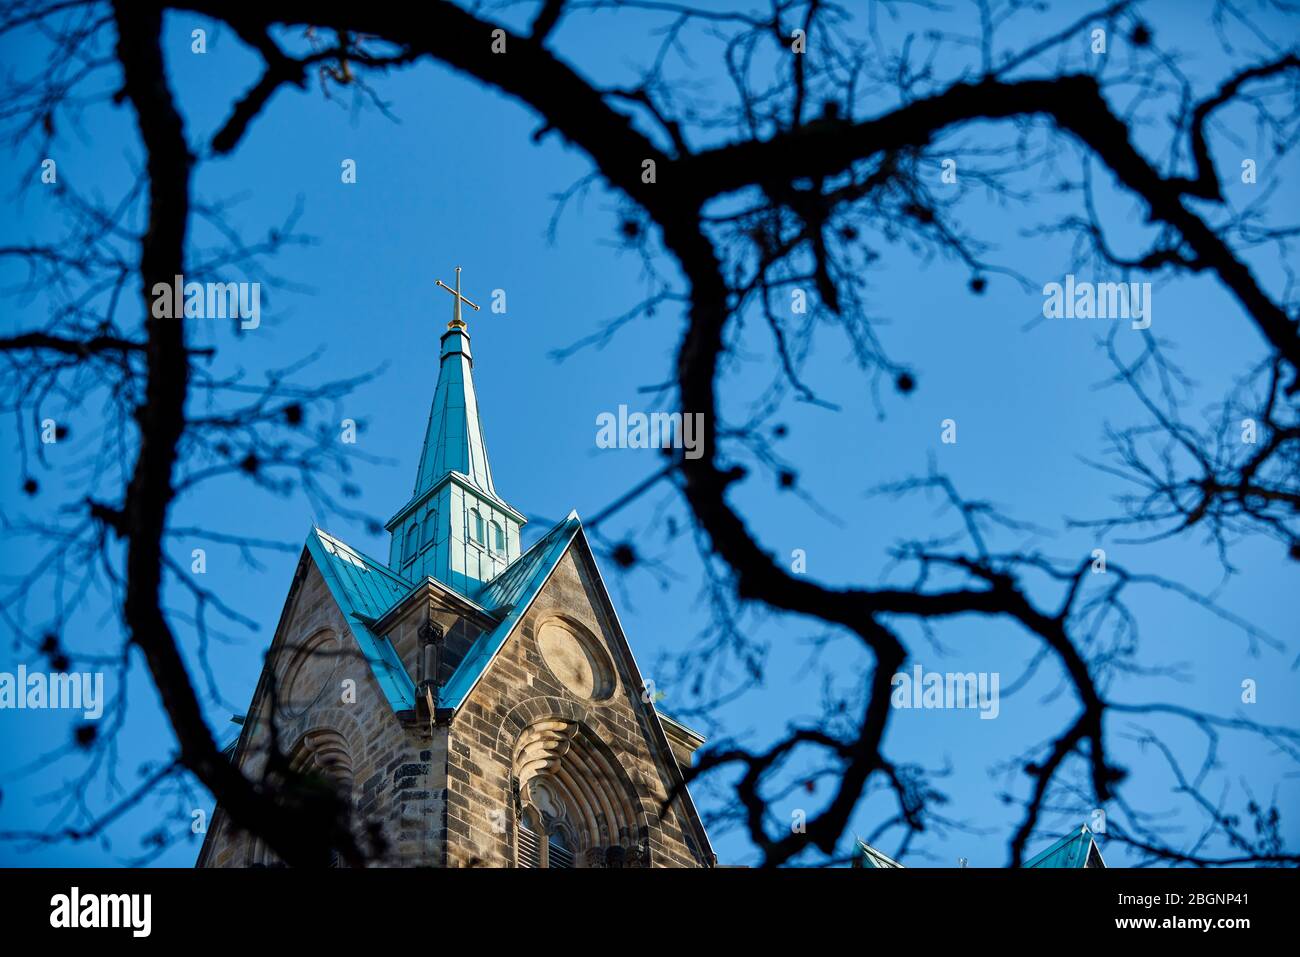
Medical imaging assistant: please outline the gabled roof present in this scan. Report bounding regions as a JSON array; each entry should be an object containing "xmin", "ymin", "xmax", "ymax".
[
  {"xmin": 297, "ymin": 515, "xmax": 584, "ymax": 717},
  {"xmin": 304, "ymin": 527, "xmax": 418, "ymax": 712},
  {"xmin": 309, "ymin": 527, "xmax": 412, "ymax": 616},
  {"xmin": 1024, "ymin": 824, "xmax": 1106, "ymax": 868},
  {"xmin": 849, "ymin": 825, "xmax": 1105, "ymax": 868},
  {"xmin": 475, "ymin": 511, "xmax": 581, "ymax": 612},
  {"xmin": 855, "ymin": 838, "xmax": 905, "ymax": 868},
  {"xmin": 441, "ymin": 512, "xmax": 583, "ymax": 709},
  {"xmin": 284, "ymin": 513, "xmax": 713, "ymax": 863}
]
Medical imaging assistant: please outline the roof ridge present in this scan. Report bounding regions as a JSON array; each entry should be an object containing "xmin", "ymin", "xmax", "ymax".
[
  {"xmin": 1023, "ymin": 823, "xmax": 1100, "ymax": 868},
  {"xmin": 474, "ymin": 512, "xmax": 579, "ymax": 606}
]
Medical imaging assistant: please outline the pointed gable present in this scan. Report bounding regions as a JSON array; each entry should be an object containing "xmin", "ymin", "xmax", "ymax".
[
  {"xmin": 310, "ymin": 527, "xmax": 413, "ymax": 617},
  {"xmin": 440, "ymin": 514, "xmax": 715, "ymax": 866},
  {"xmin": 1024, "ymin": 824, "xmax": 1107, "ymax": 868},
  {"xmin": 440, "ymin": 513, "xmax": 582, "ymax": 709},
  {"xmin": 198, "ymin": 539, "xmax": 424, "ymax": 868},
  {"xmin": 855, "ymin": 838, "xmax": 905, "ymax": 868}
]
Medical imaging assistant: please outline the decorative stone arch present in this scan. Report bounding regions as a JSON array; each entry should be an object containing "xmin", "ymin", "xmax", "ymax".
[
  {"xmin": 498, "ymin": 697, "xmax": 652, "ymax": 868},
  {"xmin": 287, "ymin": 726, "xmax": 355, "ymax": 787},
  {"xmin": 247, "ymin": 715, "xmax": 361, "ymax": 867},
  {"xmin": 281, "ymin": 706, "xmax": 366, "ymax": 765}
]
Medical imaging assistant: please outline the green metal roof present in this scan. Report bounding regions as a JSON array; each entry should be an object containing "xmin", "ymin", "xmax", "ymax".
[
  {"xmin": 309, "ymin": 527, "xmax": 412, "ymax": 616},
  {"xmin": 441, "ymin": 512, "xmax": 583, "ymax": 710},
  {"xmin": 655, "ymin": 710, "xmax": 707, "ymax": 746},
  {"xmin": 387, "ymin": 293, "xmax": 527, "ymax": 600},
  {"xmin": 412, "ymin": 321, "xmax": 495, "ymax": 499},
  {"xmin": 304, "ymin": 527, "xmax": 417, "ymax": 712},
  {"xmin": 849, "ymin": 824, "xmax": 1106, "ymax": 868},
  {"xmin": 1024, "ymin": 824, "xmax": 1106, "ymax": 868},
  {"xmin": 474, "ymin": 511, "xmax": 579, "ymax": 612},
  {"xmin": 297, "ymin": 512, "xmax": 586, "ymax": 716},
  {"xmin": 854, "ymin": 838, "xmax": 905, "ymax": 868}
]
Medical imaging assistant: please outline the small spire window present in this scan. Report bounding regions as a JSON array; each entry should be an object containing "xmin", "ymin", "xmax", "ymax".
[
  {"xmin": 469, "ymin": 508, "xmax": 485, "ymax": 545},
  {"xmin": 491, "ymin": 520, "xmax": 505, "ymax": 553},
  {"xmin": 402, "ymin": 525, "xmax": 419, "ymax": 563}
]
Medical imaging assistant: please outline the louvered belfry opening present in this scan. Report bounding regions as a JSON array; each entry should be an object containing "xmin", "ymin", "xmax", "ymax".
[
  {"xmin": 517, "ymin": 824, "xmax": 543, "ymax": 869},
  {"xmin": 516, "ymin": 824, "xmax": 576, "ymax": 869},
  {"xmin": 547, "ymin": 837, "xmax": 574, "ymax": 869}
]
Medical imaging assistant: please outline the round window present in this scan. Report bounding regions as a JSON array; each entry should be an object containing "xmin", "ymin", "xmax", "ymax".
[
  {"xmin": 536, "ymin": 618, "xmax": 616, "ymax": 702},
  {"xmin": 278, "ymin": 630, "xmax": 341, "ymax": 718}
]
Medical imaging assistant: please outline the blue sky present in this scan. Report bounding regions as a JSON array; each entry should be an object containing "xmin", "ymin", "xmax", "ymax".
[{"xmin": 1, "ymin": 1, "xmax": 1296, "ymax": 867}]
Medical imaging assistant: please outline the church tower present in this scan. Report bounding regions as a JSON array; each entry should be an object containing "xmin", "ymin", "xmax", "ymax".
[
  {"xmin": 196, "ymin": 272, "xmax": 714, "ymax": 868},
  {"xmin": 385, "ymin": 268, "xmax": 526, "ymax": 593}
]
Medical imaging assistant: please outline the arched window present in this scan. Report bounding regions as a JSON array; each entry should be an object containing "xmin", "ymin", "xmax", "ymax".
[
  {"xmin": 491, "ymin": 520, "xmax": 504, "ymax": 553},
  {"xmin": 512, "ymin": 719, "xmax": 648, "ymax": 868},
  {"xmin": 250, "ymin": 727, "xmax": 354, "ymax": 867},
  {"xmin": 420, "ymin": 510, "xmax": 436, "ymax": 550},
  {"xmin": 402, "ymin": 524, "xmax": 419, "ymax": 563},
  {"xmin": 469, "ymin": 508, "xmax": 485, "ymax": 545}
]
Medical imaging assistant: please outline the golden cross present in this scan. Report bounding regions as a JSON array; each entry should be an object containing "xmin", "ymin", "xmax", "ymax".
[{"xmin": 435, "ymin": 266, "xmax": 481, "ymax": 330}]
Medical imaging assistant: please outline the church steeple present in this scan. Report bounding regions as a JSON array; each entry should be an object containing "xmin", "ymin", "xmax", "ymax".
[
  {"xmin": 385, "ymin": 268, "xmax": 526, "ymax": 594},
  {"xmin": 413, "ymin": 267, "xmax": 494, "ymax": 497}
]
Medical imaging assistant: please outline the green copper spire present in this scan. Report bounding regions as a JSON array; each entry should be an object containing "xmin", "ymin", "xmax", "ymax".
[
  {"xmin": 415, "ymin": 267, "xmax": 493, "ymax": 497},
  {"xmin": 385, "ymin": 268, "xmax": 526, "ymax": 595}
]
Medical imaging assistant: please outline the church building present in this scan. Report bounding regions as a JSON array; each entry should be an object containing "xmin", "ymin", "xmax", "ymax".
[{"xmin": 197, "ymin": 270, "xmax": 715, "ymax": 868}]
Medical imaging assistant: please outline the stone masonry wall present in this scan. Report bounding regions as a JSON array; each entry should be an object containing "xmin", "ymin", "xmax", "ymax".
[
  {"xmin": 444, "ymin": 546, "xmax": 708, "ymax": 868},
  {"xmin": 199, "ymin": 560, "xmax": 447, "ymax": 867},
  {"xmin": 201, "ymin": 544, "xmax": 709, "ymax": 869}
]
